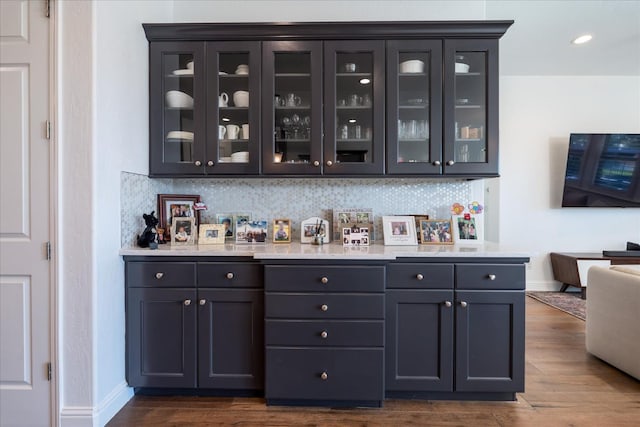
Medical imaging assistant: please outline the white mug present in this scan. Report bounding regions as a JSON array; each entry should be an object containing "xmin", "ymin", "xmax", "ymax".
[
  {"xmin": 219, "ymin": 92, "xmax": 229, "ymax": 107},
  {"xmin": 226, "ymin": 124, "xmax": 240, "ymax": 140},
  {"xmin": 233, "ymin": 91, "xmax": 249, "ymax": 108},
  {"xmin": 241, "ymin": 124, "xmax": 249, "ymax": 140},
  {"xmin": 218, "ymin": 125, "xmax": 226, "ymax": 139}
]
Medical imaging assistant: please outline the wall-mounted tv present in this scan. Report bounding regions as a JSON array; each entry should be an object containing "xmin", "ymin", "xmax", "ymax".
[{"xmin": 561, "ymin": 133, "xmax": 640, "ymax": 207}]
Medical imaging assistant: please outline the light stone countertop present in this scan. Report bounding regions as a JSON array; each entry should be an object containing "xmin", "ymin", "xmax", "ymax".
[{"xmin": 120, "ymin": 242, "xmax": 530, "ymax": 261}]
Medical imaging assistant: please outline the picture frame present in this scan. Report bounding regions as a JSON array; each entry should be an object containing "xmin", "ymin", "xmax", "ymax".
[
  {"xmin": 332, "ymin": 208, "xmax": 373, "ymax": 241},
  {"xmin": 300, "ymin": 217, "xmax": 330, "ymax": 244},
  {"xmin": 215, "ymin": 213, "xmax": 235, "ymax": 239},
  {"xmin": 382, "ymin": 215, "xmax": 418, "ymax": 246},
  {"xmin": 419, "ymin": 219, "xmax": 454, "ymax": 245},
  {"xmin": 342, "ymin": 225, "xmax": 369, "ymax": 247},
  {"xmin": 407, "ymin": 214, "xmax": 430, "ymax": 243},
  {"xmin": 452, "ymin": 214, "xmax": 484, "ymax": 243},
  {"xmin": 236, "ymin": 219, "xmax": 268, "ymax": 244},
  {"xmin": 273, "ymin": 219, "xmax": 291, "ymax": 243},
  {"xmin": 198, "ymin": 224, "xmax": 226, "ymax": 245},
  {"xmin": 169, "ymin": 217, "xmax": 196, "ymax": 245},
  {"xmin": 158, "ymin": 194, "xmax": 201, "ymax": 239}
]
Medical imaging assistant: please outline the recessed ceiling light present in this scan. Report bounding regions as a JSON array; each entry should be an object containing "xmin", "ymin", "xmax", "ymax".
[
  {"xmin": 359, "ymin": 78, "xmax": 371, "ymax": 85},
  {"xmin": 572, "ymin": 34, "xmax": 593, "ymax": 45}
]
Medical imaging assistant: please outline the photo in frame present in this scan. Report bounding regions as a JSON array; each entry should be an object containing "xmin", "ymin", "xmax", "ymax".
[
  {"xmin": 332, "ymin": 208, "xmax": 374, "ymax": 241},
  {"xmin": 452, "ymin": 214, "xmax": 484, "ymax": 243},
  {"xmin": 215, "ymin": 214, "xmax": 235, "ymax": 238},
  {"xmin": 382, "ymin": 215, "xmax": 418, "ymax": 246},
  {"xmin": 236, "ymin": 219, "xmax": 268, "ymax": 244},
  {"xmin": 170, "ymin": 217, "xmax": 196, "ymax": 245},
  {"xmin": 419, "ymin": 219, "xmax": 454, "ymax": 245},
  {"xmin": 300, "ymin": 217, "xmax": 330, "ymax": 244},
  {"xmin": 158, "ymin": 194, "xmax": 201, "ymax": 240},
  {"xmin": 273, "ymin": 219, "xmax": 291, "ymax": 243},
  {"xmin": 342, "ymin": 225, "xmax": 369, "ymax": 247},
  {"xmin": 198, "ymin": 224, "xmax": 226, "ymax": 245},
  {"xmin": 406, "ymin": 214, "xmax": 430, "ymax": 243}
]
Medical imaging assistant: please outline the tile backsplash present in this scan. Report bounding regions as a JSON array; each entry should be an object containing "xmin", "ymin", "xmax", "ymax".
[{"xmin": 121, "ymin": 171, "xmax": 482, "ymax": 246}]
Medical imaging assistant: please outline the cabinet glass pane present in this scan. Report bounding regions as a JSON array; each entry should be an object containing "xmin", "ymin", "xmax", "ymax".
[
  {"xmin": 396, "ymin": 51, "xmax": 430, "ymax": 163},
  {"xmin": 454, "ymin": 52, "xmax": 486, "ymax": 163},
  {"xmin": 334, "ymin": 52, "xmax": 374, "ymax": 164},
  {"xmin": 272, "ymin": 53, "xmax": 313, "ymax": 164},
  {"xmin": 163, "ymin": 53, "xmax": 195, "ymax": 164},
  {"xmin": 218, "ymin": 52, "xmax": 251, "ymax": 164}
]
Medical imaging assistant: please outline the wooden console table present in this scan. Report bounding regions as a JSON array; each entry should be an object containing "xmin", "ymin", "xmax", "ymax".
[{"xmin": 550, "ymin": 252, "xmax": 640, "ymax": 299}]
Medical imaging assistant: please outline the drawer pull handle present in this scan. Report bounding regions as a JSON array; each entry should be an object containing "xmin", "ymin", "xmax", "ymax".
[
  {"xmin": 155, "ymin": 272, "xmax": 164, "ymax": 279},
  {"xmin": 320, "ymin": 331, "xmax": 328, "ymax": 339},
  {"xmin": 184, "ymin": 299, "xmax": 192, "ymax": 306},
  {"xmin": 488, "ymin": 274, "xmax": 496, "ymax": 281},
  {"xmin": 444, "ymin": 301, "xmax": 452, "ymax": 308},
  {"xmin": 321, "ymin": 277, "xmax": 329, "ymax": 284},
  {"xmin": 460, "ymin": 301, "xmax": 468, "ymax": 308},
  {"xmin": 320, "ymin": 304, "xmax": 328, "ymax": 312},
  {"xmin": 199, "ymin": 299, "xmax": 206, "ymax": 305},
  {"xmin": 320, "ymin": 372, "xmax": 328, "ymax": 380},
  {"xmin": 226, "ymin": 272, "xmax": 234, "ymax": 280},
  {"xmin": 416, "ymin": 273, "xmax": 424, "ymax": 281}
]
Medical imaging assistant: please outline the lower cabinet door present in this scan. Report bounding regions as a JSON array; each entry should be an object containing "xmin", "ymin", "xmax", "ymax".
[
  {"xmin": 126, "ymin": 288, "xmax": 198, "ymax": 388},
  {"xmin": 455, "ymin": 290, "xmax": 525, "ymax": 392},
  {"xmin": 198, "ymin": 289, "xmax": 264, "ymax": 389},
  {"xmin": 385, "ymin": 290, "xmax": 454, "ymax": 391},
  {"xmin": 266, "ymin": 348, "xmax": 384, "ymax": 401}
]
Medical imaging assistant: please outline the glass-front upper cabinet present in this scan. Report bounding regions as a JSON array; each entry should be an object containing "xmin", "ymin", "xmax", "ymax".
[
  {"xmin": 262, "ymin": 41, "xmax": 323, "ymax": 175},
  {"xmin": 206, "ymin": 42, "xmax": 260, "ymax": 174},
  {"xmin": 323, "ymin": 41, "xmax": 385, "ymax": 175},
  {"xmin": 386, "ymin": 40, "xmax": 442, "ymax": 175},
  {"xmin": 444, "ymin": 39, "xmax": 499, "ymax": 176},
  {"xmin": 149, "ymin": 42, "xmax": 206, "ymax": 176}
]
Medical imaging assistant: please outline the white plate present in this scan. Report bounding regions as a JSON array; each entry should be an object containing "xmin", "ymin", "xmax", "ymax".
[
  {"xmin": 219, "ymin": 71, "xmax": 228, "ymax": 75},
  {"xmin": 172, "ymin": 69, "xmax": 194, "ymax": 76},
  {"xmin": 166, "ymin": 131, "xmax": 194, "ymax": 140}
]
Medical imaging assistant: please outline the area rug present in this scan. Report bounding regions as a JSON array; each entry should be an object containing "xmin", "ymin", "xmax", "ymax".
[{"xmin": 527, "ymin": 291, "xmax": 586, "ymax": 320}]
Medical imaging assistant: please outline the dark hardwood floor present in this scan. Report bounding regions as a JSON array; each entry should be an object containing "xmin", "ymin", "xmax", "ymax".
[{"xmin": 108, "ymin": 298, "xmax": 640, "ymax": 426}]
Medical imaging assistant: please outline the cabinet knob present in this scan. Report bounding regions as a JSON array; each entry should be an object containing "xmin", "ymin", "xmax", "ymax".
[
  {"xmin": 199, "ymin": 299, "xmax": 206, "ymax": 305},
  {"xmin": 321, "ymin": 276, "xmax": 329, "ymax": 284},
  {"xmin": 447, "ymin": 160, "xmax": 455, "ymax": 166},
  {"xmin": 488, "ymin": 274, "xmax": 496, "ymax": 281},
  {"xmin": 445, "ymin": 301, "xmax": 452, "ymax": 308},
  {"xmin": 195, "ymin": 160, "xmax": 202, "ymax": 166},
  {"xmin": 433, "ymin": 160, "xmax": 441, "ymax": 166},
  {"xmin": 155, "ymin": 272, "xmax": 164, "ymax": 280},
  {"xmin": 207, "ymin": 160, "xmax": 214, "ymax": 167},
  {"xmin": 320, "ymin": 331, "xmax": 328, "ymax": 339},
  {"xmin": 313, "ymin": 160, "xmax": 320, "ymax": 167},
  {"xmin": 460, "ymin": 301, "xmax": 468, "ymax": 308},
  {"xmin": 416, "ymin": 273, "xmax": 424, "ymax": 281},
  {"xmin": 326, "ymin": 160, "xmax": 333, "ymax": 167},
  {"xmin": 320, "ymin": 304, "xmax": 328, "ymax": 312},
  {"xmin": 184, "ymin": 299, "xmax": 192, "ymax": 306},
  {"xmin": 320, "ymin": 372, "xmax": 328, "ymax": 380},
  {"xmin": 226, "ymin": 272, "xmax": 234, "ymax": 280}
]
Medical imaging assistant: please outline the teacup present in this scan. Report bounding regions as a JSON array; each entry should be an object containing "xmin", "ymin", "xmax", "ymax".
[
  {"xmin": 233, "ymin": 91, "xmax": 249, "ymax": 107},
  {"xmin": 218, "ymin": 125, "xmax": 226, "ymax": 139},
  {"xmin": 226, "ymin": 124, "xmax": 240, "ymax": 140}
]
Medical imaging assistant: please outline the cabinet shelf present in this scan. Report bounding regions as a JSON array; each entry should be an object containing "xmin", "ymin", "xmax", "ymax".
[
  {"xmin": 455, "ymin": 105, "xmax": 482, "ymax": 109},
  {"xmin": 399, "ymin": 105, "xmax": 428, "ymax": 109},
  {"xmin": 455, "ymin": 138, "xmax": 483, "ymax": 143},
  {"xmin": 275, "ymin": 106, "xmax": 311, "ymax": 110},
  {"xmin": 336, "ymin": 105, "xmax": 372, "ymax": 110},
  {"xmin": 275, "ymin": 73, "xmax": 311, "ymax": 78},
  {"xmin": 218, "ymin": 74, "xmax": 249, "ymax": 78},
  {"xmin": 336, "ymin": 72, "xmax": 372, "ymax": 78},
  {"xmin": 399, "ymin": 72, "xmax": 427, "ymax": 77},
  {"xmin": 455, "ymin": 72, "xmax": 482, "ymax": 77},
  {"xmin": 275, "ymin": 138, "xmax": 311, "ymax": 143},
  {"xmin": 399, "ymin": 138, "xmax": 429, "ymax": 143},
  {"xmin": 165, "ymin": 74, "xmax": 194, "ymax": 78},
  {"xmin": 220, "ymin": 138, "xmax": 249, "ymax": 143}
]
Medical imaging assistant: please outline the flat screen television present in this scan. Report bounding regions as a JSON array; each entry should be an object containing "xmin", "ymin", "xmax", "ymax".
[{"xmin": 561, "ymin": 133, "xmax": 640, "ymax": 207}]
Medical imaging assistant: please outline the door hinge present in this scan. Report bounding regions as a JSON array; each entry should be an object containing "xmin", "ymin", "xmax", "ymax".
[
  {"xmin": 47, "ymin": 363, "xmax": 52, "ymax": 381},
  {"xmin": 45, "ymin": 0, "xmax": 50, "ymax": 18},
  {"xmin": 45, "ymin": 120, "xmax": 51, "ymax": 139},
  {"xmin": 45, "ymin": 241, "xmax": 51, "ymax": 260}
]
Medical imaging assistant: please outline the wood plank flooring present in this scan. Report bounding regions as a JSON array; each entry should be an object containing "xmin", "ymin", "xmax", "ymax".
[{"xmin": 107, "ymin": 298, "xmax": 640, "ymax": 426}]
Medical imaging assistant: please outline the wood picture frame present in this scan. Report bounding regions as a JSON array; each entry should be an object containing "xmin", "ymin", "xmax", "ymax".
[
  {"xmin": 419, "ymin": 219, "xmax": 454, "ymax": 245},
  {"xmin": 158, "ymin": 194, "xmax": 201, "ymax": 239},
  {"xmin": 273, "ymin": 219, "xmax": 291, "ymax": 243},
  {"xmin": 198, "ymin": 224, "xmax": 226, "ymax": 245}
]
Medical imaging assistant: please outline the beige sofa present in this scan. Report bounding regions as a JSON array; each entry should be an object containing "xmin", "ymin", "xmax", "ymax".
[{"xmin": 586, "ymin": 265, "xmax": 640, "ymax": 380}]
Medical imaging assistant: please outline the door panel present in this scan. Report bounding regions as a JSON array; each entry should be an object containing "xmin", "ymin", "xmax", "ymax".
[{"xmin": 0, "ymin": 0, "xmax": 51, "ymax": 425}]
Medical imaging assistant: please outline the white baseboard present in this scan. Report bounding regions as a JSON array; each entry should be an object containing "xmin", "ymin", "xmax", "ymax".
[
  {"xmin": 526, "ymin": 280, "xmax": 563, "ymax": 292},
  {"xmin": 60, "ymin": 381, "xmax": 133, "ymax": 427}
]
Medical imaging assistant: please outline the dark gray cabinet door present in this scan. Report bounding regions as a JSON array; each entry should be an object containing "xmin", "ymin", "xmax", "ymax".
[
  {"xmin": 455, "ymin": 290, "xmax": 525, "ymax": 392},
  {"xmin": 198, "ymin": 289, "xmax": 264, "ymax": 389},
  {"xmin": 386, "ymin": 289, "xmax": 454, "ymax": 391},
  {"xmin": 126, "ymin": 288, "xmax": 198, "ymax": 388}
]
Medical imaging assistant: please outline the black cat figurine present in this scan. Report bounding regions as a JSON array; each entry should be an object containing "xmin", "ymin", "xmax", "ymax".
[{"xmin": 137, "ymin": 211, "xmax": 159, "ymax": 248}]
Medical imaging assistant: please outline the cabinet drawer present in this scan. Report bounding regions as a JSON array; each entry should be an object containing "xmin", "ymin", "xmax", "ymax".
[
  {"xmin": 387, "ymin": 263, "xmax": 454, "ymax": 289},
  {"xmin": 126, "ymin": 262, "xmax": 196, "ymax": 287},
  {"xmin": 265, "ymin": 320, "xmax": 383, "ymax": 347},
  {"xmin": 266, "ymin": 348, "xmax": 383, "ymax": 401},
  {"xmin": 198, "ymin": 262, "xmax": 263, "ymax": 288},
  {"xmin": 264, "ymin": 265, "xmax": 385, "ymax": 292},
  {"xmin": 265, "ymin": 293, "xmax": 384, "ymax": 319},
  {"xmin": 456, "ymin": 264, "xmax": 525, "ymax": 290}
]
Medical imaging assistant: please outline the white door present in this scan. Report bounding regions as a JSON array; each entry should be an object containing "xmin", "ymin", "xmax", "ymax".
[{"xmin": 0, "ymin": 0, "xmax": 52, "ymax": 426}]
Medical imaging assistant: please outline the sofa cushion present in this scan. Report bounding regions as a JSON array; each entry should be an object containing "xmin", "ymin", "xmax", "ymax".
[{"xmin": 610, "ymin": 265, "xmax": 640, "ymax": 277}]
